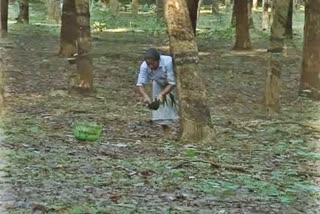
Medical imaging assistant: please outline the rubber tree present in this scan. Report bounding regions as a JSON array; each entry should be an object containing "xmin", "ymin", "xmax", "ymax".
[
  {"xmin": 59, "ymin": 0, "xmax": 93, "ymax": 93},
  {"xmin": 17, "ymin": 0, "xmax": 28, "ymax": 24},
  {"xmin": 132, "ymin": 0, "xmax": 139, "ymax": 17},
  {"xmin": 74, "ymin": 0, "xmax": 93, "ymax": 92},
  {"xmin": 164, "ymin": 0, "xmax": 215, "ymax": 143},
  {"xmin": 59, "ymin": 0, "xmax": 77, "ymax": 57},
  {"xmin": 299, "ymin": 0, "xmax": 320, "ymax": 99},
  {"xmin": 234, "ymin": 0, "xmax": 252, "ymax": 50},
  {"xmin": 285, "ymin": 0, "xmax": 293, "ymax": 39},
  {"xmin": 186, "ymin": 0, "xmax": 201, "ymax": 35},
  {"xmin": 0, "ymin": 0, "xmax": 8, "ymax": 37},
  {"xmin": 264, "ymin": 0, "xmax": 290, "ymax": 113}
]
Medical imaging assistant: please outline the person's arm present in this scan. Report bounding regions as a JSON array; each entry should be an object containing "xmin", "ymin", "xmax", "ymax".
[
  {"xmin": 138, "ymin": 86, "xmax": 151, "ymax": 104},
  {"xmin": 136, "ymin": 62, "xmax": 151, "ymax": 104},
  {"xmin": 158, "ymin": 84, "xmax": 174, "ymax": 102}
]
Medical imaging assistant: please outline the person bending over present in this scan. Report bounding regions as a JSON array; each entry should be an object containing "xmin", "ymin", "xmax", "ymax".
[{"xmin": 136, "ymin": 48, "xmax": 178, "ymax": 132}]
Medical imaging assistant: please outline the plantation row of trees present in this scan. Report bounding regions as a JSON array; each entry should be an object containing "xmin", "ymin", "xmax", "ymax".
[
  {"xmin": 10, "ymin": 0, "xmax": 307, "ymax": 26},
  {"xmin": 0, "ymin": 0, "xmax": 318, "ymax": 143}
]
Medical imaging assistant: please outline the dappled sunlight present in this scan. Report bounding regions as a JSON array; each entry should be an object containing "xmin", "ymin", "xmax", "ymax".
[{"xmin": 93, "ymin": 28, "xmax": 144, "ymax": 33}]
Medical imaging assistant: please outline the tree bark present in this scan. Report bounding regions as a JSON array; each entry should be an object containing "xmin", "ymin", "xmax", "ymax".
[
  {"xmin": 74, "ymin": 0, "xmax": 93, "ymax": 92},
  {"xmin": 269, "ymin": 0, "xmax": 290, "ymax": 52},
  {"xmin": 299, "ymin": 0, "xmax": 320, "ymax": 99},
  {"xmin": 110, "ymin": 0, "xmax": 119, "ymax": 17},
  {"xmin": 47, "ymin": 0, "xmax": 60, "ymax": 23},
  {"xmin": 186, "ymin": 0, "xmax": 200, "ymax": 35},
  {"xmin": 285, "ymin": 0, "xmax": 293, "ymax": 39},
  {"xmin": 248, "ymin": 0, "xmax": 254, "ymax": 28},
  {"xmin": 132, "ymin": 0, "xmax": 139, "ymax": 17},
  {"xmin": 264, "ymin": 53, "xmax": 282, "ymax": 113},
  {"xmin": 156, "ymin": 0, "xmax": 165, "ymax": 17},
  {"xmin": 17, "ymin": 0, "xmax": 28, "ymax": 24},
  {"xmin": 262, "ymin": 0, "xmax": 269, "ymax": 30},
  {"xmin": 234, "ymin": 0, "xmax": 251, "ymax": 50},
  {"xmin": 0, "ymin": 0, "xmax": 8, "ymax": 37},
  {"xmin": 264, "ymin": 0, "xmax": 290, "ymax": 113},
  {"xmin": 164, "ymin": 0, "xmax": 215, "ymax": 143},
  {"xmin": 59, "ymin": 0, "xmax": 77, "ymax": 57}
]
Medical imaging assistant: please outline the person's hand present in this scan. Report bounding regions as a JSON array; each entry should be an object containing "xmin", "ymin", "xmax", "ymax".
[
  {"xmin": 157, "ymin": 94, "xmax": 164, "ymax": 103},
  {"xmin": 143, "ymin": 97, "xmax": 151, "ymax": 105}
]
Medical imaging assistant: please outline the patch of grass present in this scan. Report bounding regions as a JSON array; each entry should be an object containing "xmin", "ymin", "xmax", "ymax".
[
  {"xmin": 68, "ymin": 205, "xmax": 104, "ymax": 214},
  {"xmin": 91, "ymin": 6, "xmax": 166, "ymax": 34}
]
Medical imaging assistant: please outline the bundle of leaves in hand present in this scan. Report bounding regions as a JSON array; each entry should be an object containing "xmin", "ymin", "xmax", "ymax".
[
  {"xmin": 161, "ymin": 93, "xmax": 176, "ymax": 108},
  {"xmin": 147, "ymin": 98, "xmax": 160, "ymax": 110},
  {"xmin": 168, "ymin": 93, "xmax": 176, "ymax": 107},
  {"xmin": 147, "ymin": 94, "xmax": 176, "ymax": 110}
]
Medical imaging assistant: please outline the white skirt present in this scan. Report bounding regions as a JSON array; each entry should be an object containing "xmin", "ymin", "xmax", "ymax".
[{"xmin": 152, "ymin": 80, "xmax": 179, "ymax": 125}]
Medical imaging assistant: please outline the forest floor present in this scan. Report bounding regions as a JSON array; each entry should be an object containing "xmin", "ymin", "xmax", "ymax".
[{"xmin": 0, "ymin": 3, "xmax": 319, "ymax": 214}]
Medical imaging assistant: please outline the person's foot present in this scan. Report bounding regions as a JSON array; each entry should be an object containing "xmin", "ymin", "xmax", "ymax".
[{"xmin": 161, "ymin": 125, "xmax": 170, "ymax": 135}]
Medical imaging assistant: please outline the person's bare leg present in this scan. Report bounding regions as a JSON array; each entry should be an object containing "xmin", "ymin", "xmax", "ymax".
[{"xmin": 161, "ymin": 124, "xmax": 170, "ymax": 135}]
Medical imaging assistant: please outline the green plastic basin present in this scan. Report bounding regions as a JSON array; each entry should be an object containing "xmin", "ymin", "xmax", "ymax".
[{"xmin": 73, "ymin": 123, "xmax": 102, "ymax": 141}]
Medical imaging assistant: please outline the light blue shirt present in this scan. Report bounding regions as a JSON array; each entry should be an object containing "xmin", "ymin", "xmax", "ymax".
[{"xmin": 136, "ymin": 55, "xmax": 176, "ymax": 87}]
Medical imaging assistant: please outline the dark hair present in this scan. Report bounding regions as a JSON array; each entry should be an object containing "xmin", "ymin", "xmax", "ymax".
[{"xmin": 144, "ymin": 48, "xmax": 160, "ymax": 61}]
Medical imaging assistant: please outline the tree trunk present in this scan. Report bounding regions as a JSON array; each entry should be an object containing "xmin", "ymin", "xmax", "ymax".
[
  {"xmin": 164, "ymin": 0, "xmax": 215, "ymax": 143},
  {"xmin": 285, "ymin": 0, "xmax": 293, "ymax": 39},
  {"xmin": 74, "ymin": 0, "xmax": 93, "ymax": 92},
  {"xmin": 17, "ymin": 0, "xmax": 28, "ymax": 24},
  {"xmin": 269, "ymin": 0, "xmax": 290, "ymax": 52},
  {"xmin": 253, "ymin": 0, "xmax": 258, "ymax": 10},
  {"xmin": 248, "ymin": 0, "xmax": 254, "ymax": 28},
  {"xmin": 47, "ymin": 0, "xmax": 60, "ymax": 23},
  {"xmin": 132, "ymin": 0, "xmax": 139, "ymax": 17},
  {"xmin": 59, "ymin": 0, "xmax": 77, "ymax": 57},
  {"xmin": 299, "ymin": 0, "xmax": 320, "ymax": 99},
  {"xmin": 264, "ymin": 0, "xmax": 290, "ymax": 113},
  {"xmin": 156, "ymin": 0, "xmax": 165, "ymax": 17},
  {"xmin": 234, "ymin": 0, "xmax": 251, "ymax": 50},
  {"xmin": 0, "ymin": 0, "xmax": 8, "ymax": 37},
  {"xmin": 110, "ymin": 0, "xmax": 119, "ymax": 17},
  {"xmin": 212, "ymin": 0, "xmax": 219, "ymax": 14},
  {"xmin": 264, "ymin": 53, "xmax": 281, "ymax": 113},
  {"xmin": 186, "ymin": 0, "xmax": 200, "ymax": 35},
  {"xmin": 262, "ymin": 0, "xmax": 269, "ymax": 30}
]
